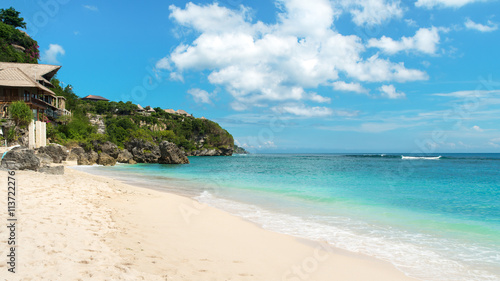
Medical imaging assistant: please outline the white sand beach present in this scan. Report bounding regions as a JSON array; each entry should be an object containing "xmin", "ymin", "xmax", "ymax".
[{"xmin": 0, "ymin": 168, "xmax": 418, "ymax": 281}]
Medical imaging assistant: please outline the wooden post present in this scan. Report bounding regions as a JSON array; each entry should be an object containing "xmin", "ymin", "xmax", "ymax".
[{"xmin": 28, "ymin": 120, "xmax": 35, "ymax": 149}]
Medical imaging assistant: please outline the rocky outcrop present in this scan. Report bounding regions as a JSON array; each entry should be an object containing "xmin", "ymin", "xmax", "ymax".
[
  {"xmin": 38, "ymin": 144, "xmax": 69, "ymax": 163},
  {"xmin": 67, "ymin": 146, "xmax": 85, "ymax": 161},
  {"xmin": 100, "ymin": 141, "xmax": 120, "ymax": 158},
  {"xmin": 125, "ymin": 138, "xmax": 160, "ymax": 163},
  {"xmin": 187, "ymin": 149, "xmax": 219, "ymax": 156},
  {"xmin": 71, "ymin": 147, "xmax": 86, "ymax": 156},
  {"xmin": 37, "ymin": 153, "xmax": 53, "ymax": 165},
  {"xmin": 87, "ymin": 114, "xmax": 106, "ymax": 134},
  {"xmin": 116, "ymin": 149, "xmax": 136, "ymax": 164},
  {"xmin": 77, "ymin": 151, "xmax": 98, "ymax": 165},
  {"xmin": 97, "ymin": 153, "xmax": 116, "ymax": 166},
  {"xmin": 1, "ymin": 147, "xmax": 40, "ymax": 170},
  {"xmin": 39, "ymin": 165, "xmax": 64, "ymax": 175},
  {"xmin": 187, "ymin": 146, "xmax": 233, "ymax": 156},
  {"xmin": 159, "ymin": 141, "xmax": 189, "ymax": 164},
  {"xmin": 66, "ymin": 153, "xmax": 78, "ymax": 161},
  {"xmin": 233, "ymin": 145, "xmax": 250, "ymax": 154},
  {"xmin": 15, "ymin": 126, "xmax": 29, "ymax": 147}
]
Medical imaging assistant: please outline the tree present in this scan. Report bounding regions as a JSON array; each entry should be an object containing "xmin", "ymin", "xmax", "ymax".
[
  {"xmin": 0, "ymin": 7, "xmax": 26, "ymax": 29},
  {"xmin": 10, "ymin": 101, "xmax": 33, "ymax": 126}
]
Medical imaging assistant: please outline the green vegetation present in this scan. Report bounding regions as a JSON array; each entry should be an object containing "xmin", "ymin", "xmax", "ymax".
[
  {"xmin": 0, "ymin": 7, "xmax": 26, "ymax": 29},
  {"xmin": 0, "ymin": 7, "xmax": 39, "ymax": 63},
  {"xmin": 47, "ymin": 78, "xmax": 234, "ymax": 153},
  {"xmin": 0, "ymin": 7, "xmax": 233, "ymax": 153},
  {"xmin": 234, "ymin": 145, "xmax": 249, "ymax": 154},
  {"xmin": 9, "ymin": 101, "xmax": 33, "ymax": 127},
  {"xmin": 50, "ymin": 79, "xmax": 79, "ymax": 110}
]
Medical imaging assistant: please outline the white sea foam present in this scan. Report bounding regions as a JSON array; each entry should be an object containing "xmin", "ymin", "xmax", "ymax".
[
  {"xmin": 195, "ymin": 191, "xmax": 500, "ymax": 281},
  {"xmin": 402, "ymin": 155, "xmax": 442, "ymax": 160}
]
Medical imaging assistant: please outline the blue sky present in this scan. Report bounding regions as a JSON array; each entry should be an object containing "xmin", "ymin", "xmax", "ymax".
[{"xmin": 7, "ymin": 0, "xmax": 500, "ymax": 153}]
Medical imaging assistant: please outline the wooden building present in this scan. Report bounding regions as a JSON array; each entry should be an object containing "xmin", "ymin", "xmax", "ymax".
[
  {"xmin": 0, "ymin": 62, "xmax": 69, "ymax": 120},
  {"xmin": 81, "ymin": 95, "xmax": 110, "ymax": 102}
]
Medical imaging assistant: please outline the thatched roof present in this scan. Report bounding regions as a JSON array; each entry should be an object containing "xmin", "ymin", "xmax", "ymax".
[
  {"xmin": 81, "ymin": 95, "xmax": 110, "ymax": 101},
  {"xmin": 0, "ymin": 67, "xmax": 56, "ymax": 96},
  {"xmin": 0, "ymin": 62, "xmax": 61, "ymax": 87},
  {"xmin": 164, "ymin": 109, "xmax": 176, "ymax": 114},
  {"xmin": 136, "ymin": 104, "xmax": 145, "ymax": 111}
]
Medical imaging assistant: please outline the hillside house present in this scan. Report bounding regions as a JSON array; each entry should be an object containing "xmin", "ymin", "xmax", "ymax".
[
  {"xmin": 81, "ymin": 95, "xmax": 110, "ymax": 102},
  {"xmin": 0, "ymin": 62, "xmax": 69, "ymax": 120}
]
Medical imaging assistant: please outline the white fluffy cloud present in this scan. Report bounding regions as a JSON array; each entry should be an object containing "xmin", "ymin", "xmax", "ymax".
[
  {"xmin": 332, "ymin": 81, "xmax": 369, "ymax": 94},
  {"xmin": 41, "ymin": 44, "xmax": 65, "ymax": 64},
  {"xmin": 159, "ymin": 1, "xmax": 428, "ymax": 111},
  {"xmin": 276, "ymin": 0, "xmax": 338, "ymax": 38},
  {"xmin": 343, "ymin": 0, "xmax": 404, "ymax": 26},
  {"xmin": 415, "ymin": 0, "xmax": 484, "ymax": 9},
  {"xmin": 379, "ymin": 85, "xmax": 406, "ymax": 99},
  {"xmin": 368, "ymin": 27, "xmax": 442, "ymax": 54},
  {"xmin": 187, "ymin": 88, "xmax": 214, "ymax": 104},
  {"xmin": 465, "ymin": 19, "xmax": 498, "ymax": 32},
  {"xmin": 274, "ymin": 104, "xmax": 333, "ymax": 117}
]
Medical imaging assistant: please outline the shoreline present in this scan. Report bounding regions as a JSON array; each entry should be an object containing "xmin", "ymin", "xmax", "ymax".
[{"xmin": 0, "ymin": 167, "xmax": 418, "ymax": 280}]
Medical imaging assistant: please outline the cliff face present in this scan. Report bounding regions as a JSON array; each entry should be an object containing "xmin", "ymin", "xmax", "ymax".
[
  {"xmin": 82, "ymin": 110, "xmax": 234, "ymax": 157},
  {"xmin": 233, "ymin": 145, "xmax": 249, "ymax": 154},
  {"xmin": 129, "ymin": 113, "xmax": 234, "ymax": 156},
  {"xmin": 47, "ymin": 83, "xmax": 234, "ymax": 157}
]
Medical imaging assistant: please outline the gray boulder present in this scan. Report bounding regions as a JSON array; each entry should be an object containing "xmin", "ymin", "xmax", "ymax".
[
  {"xmin": 187, "ymin": 146, "xmax": 233, "ymax": 156},
  {"xmin": 39, "ymin": 165, "xmax": 64, "ymax": 175},
  {"xmin": 159, "ymin": 141, "xmax": 189, "ymax": 164},
  {"xmin": 71, "ymin": 146, "xmax": 86, "ymax": 156},
  {"xmin": 66, "ymin": 153, "xmax": 78, "ymax": 161},
  {"xmin": 125, "ymin": 138, "xmax": 160, "ymax": 163},
  {"xmin": 188, "ymin": 148, "xmax": 219, "ymax": 156},
  {"xmin": 77, "ymin": 151, "xmax": 98, "ymax": 165},
  {"xmin": 117, "ymin": 149, "xmax": 136, "ymax": 164},
  {"xmin": 1, "ymin": 148, "xmax": 40, "ymax": 170},
  {"xmin": 67, "ymin": 146, "xmax": 85, "ymax": 161},
  {"xmin": 37, "ymin": 144, "xmax": 69, "ymax": 163},
  {"xmin": 97, "ymin": 153, "xmax": 116, "ymax": 166},
  {"xmin": 100, "ymin": 141, "xmax": 120, "ymax": 158},
  {"xmin": 36, "ymin": 153, "xmax": 53, "ymax": 165}
]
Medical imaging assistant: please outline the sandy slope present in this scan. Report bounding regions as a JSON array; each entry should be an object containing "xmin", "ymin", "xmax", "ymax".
[{"xmin": 0, "ymin": 168, "xmax": 418, "ymax": 281}]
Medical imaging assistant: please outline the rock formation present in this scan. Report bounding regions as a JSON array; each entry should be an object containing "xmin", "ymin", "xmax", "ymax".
[
  {"xmin": 159, "ymin": 141, "xmax": 189, "ymax": 164},
  {"xmin": 1, "ymin": 147, "xmax": 40, "ymax": 170},
  {"xmin": 116, "ymin": 149, "xmax": 135, "ymax": 164},
  {"xmin": 125, "ymin": 138, "xmax": 161, "ymax": 163},
  {"xmin": 97, "ymin": 153, "xmax": 116, "ymax": 166},
  {"xmin": 37, "ymin": 144, "xmax": 69, "ymax": 163}
]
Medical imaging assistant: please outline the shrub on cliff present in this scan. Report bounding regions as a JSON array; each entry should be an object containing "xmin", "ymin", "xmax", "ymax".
[
  {"xmin": 10, "ymin": 101, "xmax": 32, "ymax": 127},
  {"xmin": 0, "ymin": 10, "xmax": 39, "ymax": 63}
]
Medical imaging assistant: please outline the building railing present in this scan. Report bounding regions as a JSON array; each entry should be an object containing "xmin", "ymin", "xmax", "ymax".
[{"xmin": 0, "ymin": 96, "xmax": 58, "ymax": 109}]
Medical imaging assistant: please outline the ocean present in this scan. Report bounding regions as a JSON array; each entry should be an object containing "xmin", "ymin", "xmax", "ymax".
[{"xmin": 73, "ymin": 153, "xmax": 500, "ymax": 281}]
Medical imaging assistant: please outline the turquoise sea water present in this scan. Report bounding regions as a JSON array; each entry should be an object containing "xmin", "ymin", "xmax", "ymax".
[{"xmin": 74, "ymin": 154, "xmax": 500, "ymax": 281}]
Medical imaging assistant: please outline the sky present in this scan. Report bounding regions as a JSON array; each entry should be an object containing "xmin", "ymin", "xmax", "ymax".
[{"xmin": 6, "ymin": 0, "xmax": 500, "ymax": 153}]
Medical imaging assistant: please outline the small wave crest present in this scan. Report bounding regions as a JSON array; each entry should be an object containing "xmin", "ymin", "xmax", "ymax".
[
  {"xmin": 194, "ymin": 191, "xmax": 500, "ymax": 281},
  {"xmin": 344, "ymin": 154, "xmax": 401, "ymax": 159},
  {"xmin": 402, "ymin": 155, "xmax": 442, "ymax": 160}
]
